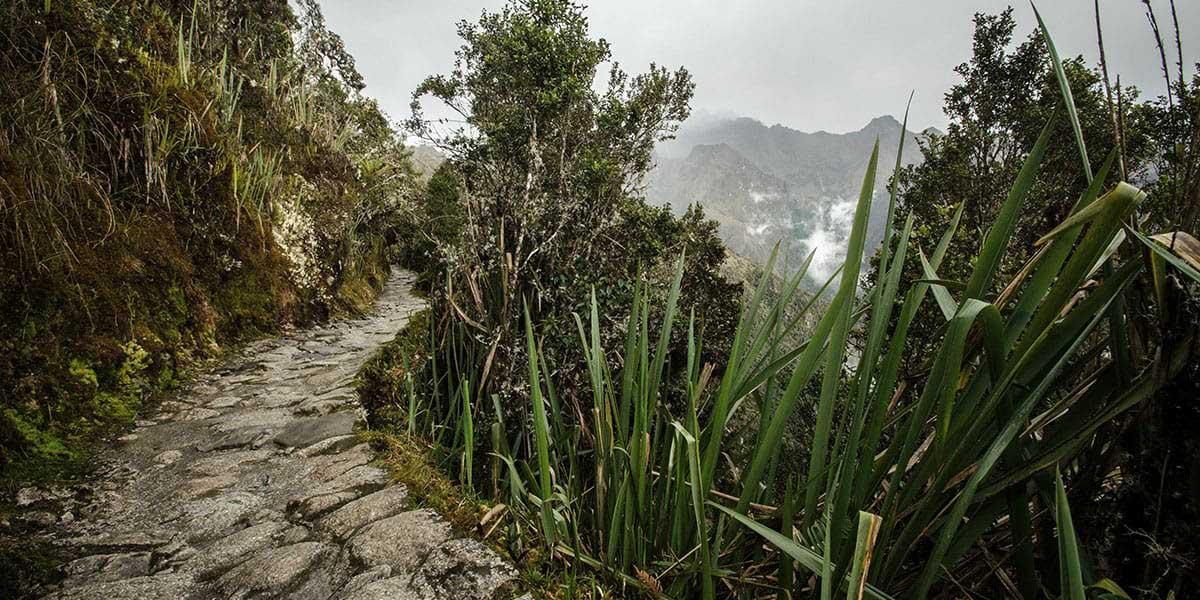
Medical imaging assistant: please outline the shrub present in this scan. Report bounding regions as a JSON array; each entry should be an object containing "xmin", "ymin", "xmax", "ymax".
[
  {"xmin": 373, "ymin": 10, "xmax": 1200, "ymax": 597},
  {"xmin": 404, "ymin": 0, "xmax": 742, "ymax": 445}
]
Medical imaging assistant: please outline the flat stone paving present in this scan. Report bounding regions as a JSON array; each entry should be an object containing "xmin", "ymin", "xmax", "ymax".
[{"xmin": 31, "ymin": 271, "xmax": 516, "ymax": 599}]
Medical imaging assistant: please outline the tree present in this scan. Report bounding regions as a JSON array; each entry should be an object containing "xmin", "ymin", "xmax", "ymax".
[
  {"xmin": 875, "ymin": 8, "xmax": 1145, "ymax": 371},
  {"xmin": 406, "ymin": 0, "xmax": 739, "ymax": 432}
]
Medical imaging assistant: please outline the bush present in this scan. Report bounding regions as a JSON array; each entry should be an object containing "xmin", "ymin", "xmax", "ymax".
[
  {"xmin": 403, "ymin": 0, "xmax": 742, "ymax": 444},
  {"xmin": 364, "ymin": 6, "xmax": 1200, "ymax": 597}
]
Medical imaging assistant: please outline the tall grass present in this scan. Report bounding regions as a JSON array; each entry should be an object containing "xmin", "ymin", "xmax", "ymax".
[{"xmin": 403, "ymin": 13, "xmax": 1198, "ymax": 599}]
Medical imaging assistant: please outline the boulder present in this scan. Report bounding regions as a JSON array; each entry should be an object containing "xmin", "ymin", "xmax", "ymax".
[
  {"xmin": 274, "ymin": 412, "xmax": 358, "ymax": 449},
  {"xmin": 318, "ymin": 485, "xmax": 409, "ymax": 539}
]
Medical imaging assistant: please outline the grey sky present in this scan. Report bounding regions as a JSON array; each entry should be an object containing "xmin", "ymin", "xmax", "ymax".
[{"xmin": 320, "ymin": 1, "xmax": 1197, "ymax": 134}]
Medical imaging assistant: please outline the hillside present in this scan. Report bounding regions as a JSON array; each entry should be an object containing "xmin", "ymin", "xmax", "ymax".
[
  {"xmin": 409, "ymin": 145, "xmax": 447, "ymax": 183},
  {"xmin": 647, "ymin": 115, "xmax": 927, "ymax": 285},
  {"xmin": 0, "ymin": 1, "xmax": 416, "ymax": 474}
]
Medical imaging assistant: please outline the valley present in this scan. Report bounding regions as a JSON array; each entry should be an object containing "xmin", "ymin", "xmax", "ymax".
[{"xmin": 647, "ymin": 114, "xmax": 932, "ymax": 285}]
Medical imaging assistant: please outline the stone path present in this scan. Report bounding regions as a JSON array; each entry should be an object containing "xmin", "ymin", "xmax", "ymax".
[{"xmin": 27, "ymin": 271, "xmax": 516, "ymax": 599}]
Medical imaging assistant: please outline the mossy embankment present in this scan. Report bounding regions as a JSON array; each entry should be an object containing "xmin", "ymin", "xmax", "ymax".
[
  {"xmin": 0, "ymin": 0, "xmax": 416, "ymax": 484},
  {"xmin": 355, "ymin": 310, "xmax": 563, "ymax": 598}
]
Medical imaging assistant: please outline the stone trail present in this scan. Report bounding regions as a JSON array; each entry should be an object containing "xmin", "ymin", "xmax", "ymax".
[{"xmin": 26, "ymin": 271, "xmax": 517, "ymax": 600}]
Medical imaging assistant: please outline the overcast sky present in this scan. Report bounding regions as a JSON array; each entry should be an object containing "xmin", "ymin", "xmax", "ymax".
[{"xmin": 321, "ymin": 1, "xmax": 1197, "ymax": 134}]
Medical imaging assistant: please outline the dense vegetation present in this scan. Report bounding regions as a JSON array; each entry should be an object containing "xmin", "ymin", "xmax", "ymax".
[
  {"xmin": 877, "ymin": 8, "xmax": 1200, "ymax": 594},
  {"xmin": 395, "ymin": 0, "xmax": 742, "ymax": 440},
  {"xmin": 3, "ymin": 0, "xmax": 1197, "ymax": 598},
  {"xmin": 0, "ymin": 0, "xmax": 418, "ymax": 474},
  {"xmin": 360, "ymin": 1, "xmax": 1200, "ymax": 598}
]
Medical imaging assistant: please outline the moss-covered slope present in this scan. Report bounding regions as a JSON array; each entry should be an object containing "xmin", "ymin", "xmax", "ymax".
[{"xmin": 0, "ymin": 0, "xmax": 416, "ymax": 471}]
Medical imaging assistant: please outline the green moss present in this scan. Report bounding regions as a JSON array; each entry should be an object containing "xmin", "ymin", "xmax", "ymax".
[
  {"xmin": 157, "ymin": 284, "xmax": 190, "ymax": 346},
  {"xmin": 356, "ymin": 308, "xmax": 431, "ymax": 424},
  {"xmin": 335, "ymin": 238, "xmax": 391, "ymax": 314},
  {"xmin": 214, "ymin": 271, "xmax": 283, "ymax": 340},
  {"xmin": 1, "ymin": 410, "xmax": 73, "ymax": 462},
  {"xmin": 155, "ymin": 364, "xmax": 178, "ymax": 390},
  {"xmin": 86, "ymin": 341, "xmax": 150, "ymax": 424},
  {"xmin": 68, "ymin": 359, "xmax": 98, "ymax": 389},
  {"xmin": 115, "ymin": 341, "xmax": 150, "ymax": 390},
  {"xmin": 90, "ymin": 392, "xmax": 133, "ymax": 424}
]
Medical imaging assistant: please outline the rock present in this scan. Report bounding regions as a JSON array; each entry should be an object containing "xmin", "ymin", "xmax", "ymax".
[
  {"xmin": 293, "ymin": 389, "xmax": 355, "ymax": 416},
  {"xmin": 117, "ymin": 433, "xmax": 139, "ymax": 442},
  {"xmin": 197, "ymin": 428, "xmax": 271, "ymax": 452},
  {"xmin": 210, "ymin": 395, "xmax": 242, "ymax": 409},
  {"xmin": 306, "ymin": 444, "xmax": 374, "ymax": 482},
  {"xmin": 256, "ymin": 386, "xmax": 309, "ymax": 408},
  {"xmin": 15, "ymin": 485, "xmax": 73, "ymax": 508},
  {"xmin": 176, "ymin": 492, "xmax": 264, "ymax": 543},
  {"xmin": 224, "ymin": 373, "xmax": 261, "ymax": 385},
  {"xmin": 62, "ymin": 530, "xmax": 172, "ymax": 552},
  {"xmin": 213, "ymin": 542, "xmax": 341, "ymax": 600},
  {"xmin": 178, "ymin": 407, "xmax": 220, "ymax": 421},
  {"xmin": 44, "ymin": 573, "xmax": 194, "ymax": 600},
  {"xmin": 210, "ymin": 408, "xmax": 294, "ymax": 433},
  {"xmin": 180, "ymin": 474, "xmax": 237, "ymax": 498},
  {"xmin": 160, "ymin": 401, "xmax": 195, "ymax": 413},
  {"xmin": 298, "ymin": 434, "xmax": 360, "ymax": 457},
  {"xmin": 77, "ymin": 490, "xmax": 125, "ymax": 518},
  {"xmin": 287, "ymin": 489, "xmax": 364, "ymax": 522},
  {"xmin": 154, "ymin": 450, "xmax": 183, "ymax": 465},
  {"xmin": 336, "ymin": 576, "xmax": 418, "ymax": 600},
  {"xmin": 63, "ymin": 551, "xmax": 151, "ymax": 583},
  {"xmin": 273, "ymin": 412, "xmax": 358, "ymax": 449},
  {"xmin": 345, "ymin": 510, "xmax": 452, "ymax": 571},
  {"xmin": 179, "ymin": 521, "xmax": 289, "ymax": 579},
  {"xmin": 411, "ymin": 538, "xmax": 516, "ymax": 599},
  {"xmin": 318, "ymin": 485, "xmax": 409, "ymax": 539},
  {"xmin": 277, "ymin": 523, "xmax": 311, "ymax": 545},
  {"xmin": 293, "ymin": 397, "xmax": 347, "ymax": 416},
  {"xmin": 188, "ymin": 449, "xmax": 272, "ymax": 476},
  {"xmin": 16, "ymin": 486, "xmax": 42, "ymax": 506},
  {"xmin": 155, "ymin": 539, "xmax": 197, "ymax": 567},
  {"xmin": 312, "ymin": 464, "xmax": 388, "ymax": 496},
  {"xmin": 19, "ymin": 510, "xmax": 58, "ymax": 527},
  {"xmin": 334, "ymin": 566, "xmax": 393, "ymax": 599},
  {"xmin": 340, "ymin": 540, "xmax": 515, "ymax": 600}
]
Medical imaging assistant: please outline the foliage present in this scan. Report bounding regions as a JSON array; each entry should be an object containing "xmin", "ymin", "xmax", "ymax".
[
  {"xmin": 0, "ymin": 0, "xmax": 416, "ymax": 468},
  {"xmin": 405, "ymin": 0, "xmax": 741, "ymax": 437},
  {"xmin": 360, "ymin": 6, "xmax": 1200, "ymax": 599},
  {"xmin": 394, "ymin": 161, "xmax": 466, "ymax": 291},
  {"xmin": 868, "ymin": 8, "xmax": 1200, "ymax": 595},
  {"xmin": 875, "ymin": 8, "xmax": 1149, "ymax": 373},
  {"xmin": 1083, "ymin": 44, "xmax": 1200, "ymax": 597}
]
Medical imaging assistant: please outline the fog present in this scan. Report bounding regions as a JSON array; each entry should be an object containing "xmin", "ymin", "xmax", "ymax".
[{"xmin": 321, "ymin": 0, "xmax": 1198, "ymax": 134}]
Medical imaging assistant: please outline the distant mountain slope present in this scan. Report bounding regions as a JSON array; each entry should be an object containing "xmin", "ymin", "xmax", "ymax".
[
  {"xmin": 409, "ymin": 145, "xmax": 446, "ymax": 182},
  {"xmin": 647, "ymin": 115, "xmax": 927, "ymax": 286},
  {"xmin": 649, "ymin": 144, "xmax": 793, "ymax": 269}
]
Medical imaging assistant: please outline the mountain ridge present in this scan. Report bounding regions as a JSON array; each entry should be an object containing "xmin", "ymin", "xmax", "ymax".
[{"xmin": 647, "ymin": 113, "xmax": 928, "ymax": 285}]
